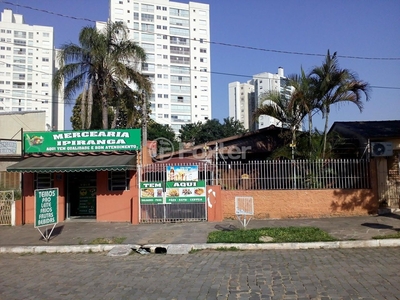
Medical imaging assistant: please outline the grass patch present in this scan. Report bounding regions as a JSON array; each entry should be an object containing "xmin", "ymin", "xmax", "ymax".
[
  {"xmin": 89, "ymin": 237, "xmax": 126, "ymax": 245},
  {"xmin": 372, "ymin": 232, "xmax": 400, "ymax": 239},
  {"xmin": 189, "ymin": 249, "xmax": 203, "ymax": 254},
  {"xmin": 207, "ymin": 227, "xmax": 337, "ymax": 243},
  {"xmin": 216, "ymin": 246, "xmax": 241, "ymax": 251}
]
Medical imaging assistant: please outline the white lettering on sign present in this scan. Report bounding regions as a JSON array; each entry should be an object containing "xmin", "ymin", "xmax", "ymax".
[
  {"xmin": 37, "ymin": 217, "xmax": 55, "ymax": 226},
  {"xmin": 38, "ymin": 190, "xmax": 56, "ymax": 197},
  {"xmin": 53, "ymin": 131, "xmax": 130, "ymax": 140},
  {"xmin": 56, "ymin": 139, "xmax": 127, "ymax": 146},
  {"xmin": 172, "ymin": 182, "xmax": 198, "ymax": 187},
  {"xmin": 142, "ymin": 183, "xmax": 162, "ymax": 188}
]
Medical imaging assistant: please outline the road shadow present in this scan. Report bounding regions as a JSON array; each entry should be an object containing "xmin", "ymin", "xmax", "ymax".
[
  {"xmin": 39, "ymin": 225, "xmax": 64, "ymax": 242},
  {"xmin": 380, "ymin": 212, "xmax": 400, "ymax": 220},
  {"xmin": 214, "ymin": 224, "xmax": 238, "ymax": 231},
  {"xmin": 361, "ymin": 223, "xmax": 393, "ymax": 230}
]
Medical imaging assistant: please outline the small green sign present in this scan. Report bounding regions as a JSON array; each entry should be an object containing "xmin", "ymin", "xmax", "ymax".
[
  {"xmin": 24, "ymin": 129, "xmax": 141, "ymax": 154},
  {"xmin": 140, "ymin": 182, "xmax": 164, "ymax": 204},
  {"xmin": 34, "ymin": 188, "xmax": 58, "ymax": 228},
  {"xmin": 166, "ymin": 180, "xmax": 206, "ymax": 203}
]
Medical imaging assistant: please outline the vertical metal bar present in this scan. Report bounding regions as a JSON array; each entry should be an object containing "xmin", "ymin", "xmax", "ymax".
[
  {"xmin": 205, "ymin": 162, "xmax": 208, "ymax": 221},
  {"xmin": 138, "ymin": 164, "xmax": 142, "ymax": 223}
]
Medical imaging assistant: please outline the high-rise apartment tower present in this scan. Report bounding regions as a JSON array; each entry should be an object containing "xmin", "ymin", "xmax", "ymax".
[
  {"xmin": 0, "ymin": 9, "xmax": 64, "ymax": 131},
  {"xmin": 229, "ymin": 67, "xmax": 287, "ymax": 131},
  {"xmin": 109, "ymin": 0, "xmax": 211, "ymax": 133}
]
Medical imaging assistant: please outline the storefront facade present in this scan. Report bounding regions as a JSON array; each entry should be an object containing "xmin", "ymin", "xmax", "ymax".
[{"xmin": 7, "ymin": 129, "xmax": 141, "ymax": 224}]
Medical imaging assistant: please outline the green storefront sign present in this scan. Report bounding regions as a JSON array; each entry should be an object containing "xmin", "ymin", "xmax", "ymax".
[
  {"xmin": 34, "ymin": 188, "xmax": 58, "ymax": 228},
  {"xmin": 140, "ymin": 182, "xmax": 164, "ymax": 204},
  {"xmin": 24, "ymin": 129, "xmax": 141, "ymax": 154},
  {"xmin": 166, "ymin": 181, "xmax": 206, "ymax": 203},
  {"xmin": 140, "ymin": 181, "xmax": 206, "ymax": 204}
]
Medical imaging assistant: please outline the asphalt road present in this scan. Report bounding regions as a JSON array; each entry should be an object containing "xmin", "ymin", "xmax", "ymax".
[{"xmin": 0, "ymin": 248, "xmax": 399, "ymax": 300}]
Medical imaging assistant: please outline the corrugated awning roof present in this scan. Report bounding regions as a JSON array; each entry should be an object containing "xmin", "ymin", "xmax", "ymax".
[{"xmin": 6, "ymin": 153, "xmax": 137, "ymax": 173}]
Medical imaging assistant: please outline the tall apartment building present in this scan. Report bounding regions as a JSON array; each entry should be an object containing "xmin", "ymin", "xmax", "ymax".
[
  {"xmin": 108, "ymin": 0, "xmax": 211, "ymax": 133},
  {"xmin": 229, "ymin": 67, "xmax": 287, "ymax": 131},
  {"xmin": 0, "ymin": 9, "xmax": 64, "ymax": 131},
  {"xmin": 228, "ymin": 81, "xmax": 254, "ymax": 131}
]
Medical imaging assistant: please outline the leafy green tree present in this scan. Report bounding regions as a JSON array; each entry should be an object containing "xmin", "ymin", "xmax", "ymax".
[
  {"xmin": 70, "ymin": 93, "xmax": 108, "ymax": 130},
  {"xmin": 111, "ymin": 90, "xmax": 151, "ymax": 129},
  {"xmin": 254, "ymin": 90, "xmax": 307, "ymax": 159},
  {"xmin": 179, "ymin": 118, "xmax": 247, "ymax": 145},
  {"xmin": 286, "ymin": 68, "xmax": 320, "ymax": 151},
  {"xmin": 221, "ymin": 117, "xmax": 247, "ymax": 137},
  {"xmin": 178, "ymin": 122, "xmax": 203, "ymax": 144},
  {"xmin": 54, "ymin": 21, "xmax": 152, "ymax": 130},
  {"xmin": 310, "ymin": 50, "xmax": 370, "ymax": 158},
  {"xmin": 147, "ymin": 120, "xmax": 179, "ymax": 153}
]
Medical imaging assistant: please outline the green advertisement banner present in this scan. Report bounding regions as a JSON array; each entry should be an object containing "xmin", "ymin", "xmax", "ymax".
[
  {"xmin": 140, "ymin": 181, "xmax": 207, "ymax": 204},
  {"xmin": 140, "ymin": 182, "xmax": 164, "ymax": 204},
  {"xmin": 34, "ymin": 188, "xmax": 58, "ymax": 228},
  {"xmin": 24, "ymin": 129, "xmax": 141, "ymax": 154},
  {"xmin": 166, "ymin": 180, "xmax": 206, "ymax": 203}
]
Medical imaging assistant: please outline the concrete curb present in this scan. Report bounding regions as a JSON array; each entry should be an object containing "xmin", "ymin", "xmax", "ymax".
[
  {"xmin": 189, "ymin": 239, "xmax": 400, "ymax": 250},
  {"xmin": 0, "ymin": 239, "xmax": 399, "ymax": 254}
]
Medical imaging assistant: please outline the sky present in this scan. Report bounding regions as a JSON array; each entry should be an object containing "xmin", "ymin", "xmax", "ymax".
[{"xmin": 1, "ymin": 0, "xmax": 399, "ymax": 131}]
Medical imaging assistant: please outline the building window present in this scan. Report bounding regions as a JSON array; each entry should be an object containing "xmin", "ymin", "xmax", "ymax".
[
  {"xmin": 34, "ymin": 173, "xmax": 53, "ymax": 189},
  {"xmin": 108, "ymin": 171, "xmax": 130, "ymax": 191}
]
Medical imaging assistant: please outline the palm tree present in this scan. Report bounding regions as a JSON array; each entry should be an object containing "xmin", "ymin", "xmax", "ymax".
[
  {"xmin": 286, "ymin": 68, "xmax": 320, "ymax": 151},
  {"xmin": 254, "ymin": 90, "xmax": 307, "ymax": 159},
  {"xmin": 310, "ymin": 50, "xmax": 370, "ymax": 158},
  {"xmin": 53, "ymin": 21, "xmax": 152, "ymax": 130}
]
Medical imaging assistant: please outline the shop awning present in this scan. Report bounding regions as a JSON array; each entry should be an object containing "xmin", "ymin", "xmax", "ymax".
[{"xmin": 6, "ymin": 154, "xmax": 137, "ymax": 173}]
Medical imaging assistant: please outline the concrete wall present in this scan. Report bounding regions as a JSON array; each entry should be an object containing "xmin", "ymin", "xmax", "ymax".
[
  {"xmin": 221, "ymin": 188, "xmax": 377, "ymax": 219},
  {"xmin": 0, "ymin": 111, "xmax": 47, "ymax": 155},
  {"xmin": 220, "ymin": 161, "xmax": 378, "ymax": 219},
  {"xmin": 96, "ymin": 171, "xmax": 139, "ymax": 224},
  {"xmin": 19, "ymin": 170, "xmax": 140, "ymax": 225}
]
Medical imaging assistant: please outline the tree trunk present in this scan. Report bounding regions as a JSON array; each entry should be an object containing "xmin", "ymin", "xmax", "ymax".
[
  {"xmin": 291, "ymin": 126, "xmax": 296, "ymax": 160},
  {"xmin": 101, "ymin": 81, "xmax": 109, "ymax": 129},
  {"xmin": 102, "ymin": 95, "xmax": 108, "ymax": 130},
  {"xmin": 87, "ymin": 83, "xmax": 93, "ymax": 129},
  {"xmin": 111, "ymin": 95, "xmax": 121, "ymax": 129},
  {"xmin": 322, "ymin": 107, "xmax": 330, "ymax": 159},
  {"xmin": 308, "ymin": 111, "xmax": 313, "ymax": 156},
  {"xmin": 80, "ymin": 82, "xmax": 87, "ymax": 129}
]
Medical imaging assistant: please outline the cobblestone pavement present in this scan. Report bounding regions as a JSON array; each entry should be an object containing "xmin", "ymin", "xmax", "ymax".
[
  {"xmin": 0, "ymin": 248, "xmax": 399, "ymax": 299},
  {"xmin": 1, "ymin": 213, "xmax": 400, "ymax": 246}
]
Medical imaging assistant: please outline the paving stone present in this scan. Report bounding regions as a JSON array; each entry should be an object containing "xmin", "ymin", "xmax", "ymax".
[{"xmin": 107, "ymin": 245, "xmax": 133, "ymax": 256}]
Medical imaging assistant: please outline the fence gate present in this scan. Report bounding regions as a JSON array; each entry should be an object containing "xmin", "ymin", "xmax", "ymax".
[
  {"xmin": 0, "ymin": 190, "xmax": 14, "ymax": 225},
  {"xmin": 139, "ymin": 163, "xmax": 209, "ymax": 223}
]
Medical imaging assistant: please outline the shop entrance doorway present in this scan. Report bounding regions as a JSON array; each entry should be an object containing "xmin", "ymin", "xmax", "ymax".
[{"xmin": 67, "ymin": 172, "xmax": 97, "ymax": 219}]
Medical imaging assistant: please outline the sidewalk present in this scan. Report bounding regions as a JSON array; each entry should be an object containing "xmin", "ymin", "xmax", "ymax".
[{"xmin": 0, "ymin": 213, "xmax": 399, "ymax": 253}]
